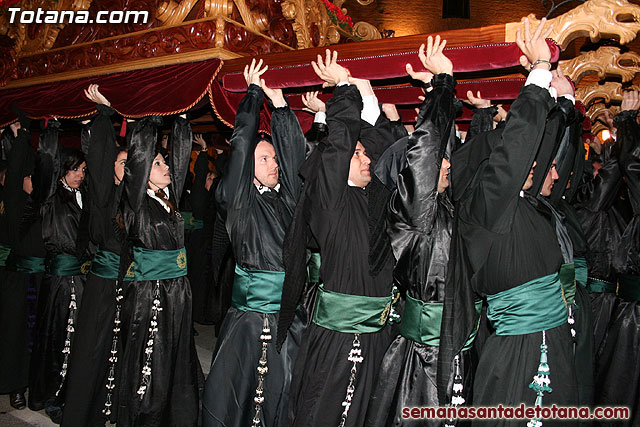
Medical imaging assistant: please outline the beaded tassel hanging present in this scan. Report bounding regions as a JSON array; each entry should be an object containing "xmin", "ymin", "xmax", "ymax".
[
  {"xmin": 445, "ymin": 354, "xmax": 465, "ymax": 427},
  {"xmin": 103, "ymin": 281, "xmax": 123, "ymax": 417},
  {"xmin": 388, "ymin": 285, "xmax": 401, "ymax": 325},
  {"xmin": 568, "ymin": 305, "xmax": 577, "ymax": 344},
  {"xmin": 137, "ymin": 280, "xmax": 162, "ymax": 398},
  {"xmin": 527, "ymin": 331, "xmax": 552, "ymax": 427},
  {"xmin": 338, "ymin": 334, "xmax": 364, "ymax": 427},
  {"xmin": 252, "ymin": 315, "xmax": 271, "ymax": 426},
  {"xmin": 55, "ymin": 277, "xmax": 77, "ymax": 397}
]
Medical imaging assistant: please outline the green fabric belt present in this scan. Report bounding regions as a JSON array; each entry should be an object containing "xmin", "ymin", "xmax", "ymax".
[
  {"xmin": 132, "ymin": 246, "xmax": 187, "ymax": 281},
  {"xmin": 586, "ymin": 278, "xmax": 617, "ymax": 294},
  {"xmin": 181, "ymin": 211, "xmax": 204, "ymax": 230},
  {"xmin": 486, "ymin": 272, "xmax": 567, "ymax": 336},
  {"xmin": 91, "ymin": 249, "xmax": 134, "ymax": 281},
  {"xmin": 6, "ymin": 255, "xmax": 45, "ymax": 273},
  {"xmin": 312, "ymin": 284, "xmax": 393, "ymax": 334},
  {"xmin": 618, "ymin": 274, "xmax": 640, "ymax": 301},
  {"xmin": 559, "ymin": 263, "xmax": 576, "ymax": 305},
  {"xmin": 231, "ymin": 264, "xmax": 285, "ymax": 314},
  {"xmin": 48, "ymin": 254, "xmax": 91, "ymax": 276},
  {"xmin": 401, "ymin": 295, "xmax": 482, "ymax": 349},
  {"xmin": 0, "ymin": 244, "xmax": 11, "ymax": 267},
  {"xmin": 307, "ymin": 252, "xmax": 321, "ymax": 283},
  {"xmin": 574, "ymin": 257, "xmax": 587, "ymax": 288}
]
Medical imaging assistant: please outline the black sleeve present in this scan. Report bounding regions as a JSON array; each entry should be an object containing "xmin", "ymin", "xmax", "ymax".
[
  {"xmin": 35, "ymin": 120, "xmax": 61, "ymax": 206},
  {"xmin": 87, "ymin": 104, "xmax": 118, "ymax": 208},
  {"xmin": 313, "ymin": 84, "xmax": 363, "ymax": 209},
  {"xmin": 466, "ymin": 106, "xmax": 497, "ymax": 142},
  {"xmin": 270, "ymin": 101, "xmax": 306, "ymax": 199},
  {"xmin": 360, "ymin": 111, "xmax": 396, "ymax": 164},
  {"xmin": 389, "ymin": 119, "xmax": 409, "ymax": 142},
  {"xmin": 573, "ymin": 157, "xmax": 622, "ymax": 213},
  {"xmin": 4, "ymin": 128, "xmax": 31, "ymax": 234},
  {"xmin": 169, "ymin": 115, "xmax": 193, "ymax": 204},
  {"xmin": 614, "ymin": 109, "xmax": 640, "ymax": 214},
  {"xmin": 124, "ymin": 116, "xmax": 162, "ymax": 213},
  {"xmin": 215, "ymin": 84, "xmax": 263, "ymax": 214},
  {"xmin": 469, "ymin": 84, "xmax": 556, "ymax": 231},
  {"xmin": 191, "ymin": 151, "xmax": 210, "ymax": 219},
  {"xmin": 80, "ymin": 121, "xmax": 91, "ymax": 156}
]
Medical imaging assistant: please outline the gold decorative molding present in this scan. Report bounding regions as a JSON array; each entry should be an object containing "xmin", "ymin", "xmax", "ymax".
[
  {"xmin": 204, "ymin": 0, "xmax": 234, "ymax": 17},
  {"xmin": 157, "ymin": 0, "xmax": 199, "ymax": 26},
  {"xmin": 575, "ymin": 81, "xmax": 640, "ymax": 107},
  {"xmin": 282, "ymin": 0, "xmax": 341, "ymax": 48},
  {"xmin": 355, "ymin": 0, "xmax": 374, "ymax": 5},
  {"xmin": 233, "ymin": 0, "xmax": 261, "ymax": 33},
  {"xmin": 505, "ymin": 0, "xmax": 640, "ymax": 49},
  {"xmin": 560, "ymin": 46, "xmax": 640, "ymax": 84},
  {"xmin": 353, "ymin": 21, "xmax": 381, "ymax": 41},
  {"xmin": 586, "ymin": 102, "xmax": 620, "ymax": 123}
]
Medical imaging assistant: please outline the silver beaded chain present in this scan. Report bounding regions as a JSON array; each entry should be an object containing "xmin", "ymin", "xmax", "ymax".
[
  {"xmin": 137, "ymin": 280, "xmax": 162, "ymax": 398},
  {"xmin": 103, "ymin": 281, "xmax": 123, "ymax": 417},
  {"xmin": 338, "ymin": 333, "xmax": 363, "ymax": 427},
  {"xmin": 55, "ymin": 276, "xmax": 77, "ymax": 397},
  {"xmin": 252, "ymin": 315, "xmax": 271, "ymax": 426}
]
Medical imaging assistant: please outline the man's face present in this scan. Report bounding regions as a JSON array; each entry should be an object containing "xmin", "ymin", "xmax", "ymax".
[
  {"xmin": 438, "ymin": 158, "xmax": 451, "ymax": 194},
  {"xmin": 64, "ymin": 161, "xmax": 87, "ymax": 189},
  {"xmin": 114, "ymin": 150, "xmax": 127, "ymax": 184},
  {"xmin": 522, "ymin": 161, "xmax": 537, "ymax": 191},
  {"xmin": 541, "ymin": 160, "xmax": 559, "ymax": 197},
  {"xmin": 23, "ymin": 176, "xmax": 33, "ymax": 194},
  {"xmin": 254, "ymin": 140, "xmax": 279, "ymax": 188},
  {"xmin": 348, "ymin": 141, "xmax": 371, "ymax": 188}
]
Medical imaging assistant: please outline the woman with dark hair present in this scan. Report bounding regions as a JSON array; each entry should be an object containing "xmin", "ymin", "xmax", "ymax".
[
  {"xmin": 29, "ymin": 119, "xmax": 91, "ymax": 424},
  {"xmin": 116, "ymin": 112, "xmax": 199, "ymax": 426},
  {"xmin": 61, "ymin": 85, "xmax": 132, "ymax": 427}
]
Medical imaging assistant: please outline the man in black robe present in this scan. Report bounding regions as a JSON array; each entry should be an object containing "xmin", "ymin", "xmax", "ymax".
[
  {"xmin": 283, "ymin": 50, "xmax": 396, "ymax": 427},
  {"xmin": 202, "ymin": 59, "xmax": 307, "ymax": 427}
]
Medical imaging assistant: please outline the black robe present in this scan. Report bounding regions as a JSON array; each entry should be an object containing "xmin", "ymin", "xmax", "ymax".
[
  {"xmin": 202, "ymin": 84, "xmax": 306, "ymax": 427},
  {"xmin": 0, "ymin": 126, "xmax": 42, "ymax": 396},
  {"xmin": 595, "ymin": 109, "xmax": 640, "ymax": 426},
  {"xmin": 62, "ymin": 104, "xmax": 126, "ymax": 427},
  {"xmin": 29, "ymin": 120, "xmax": 90, "ymax": 419},
  {"xmin": 116, "ymin": 115, "xmax": 200, "ymax": 426},
  {"xmin": 365, "ymin": 74, "xmax": 463, "ymax": 426},
  {"xmin": 287, "ymin": 84, "xmax": 395, "ymax": 427},
  {"xmin": 440, "ymin": 84, "xmax": 578, "ymax": 425}
]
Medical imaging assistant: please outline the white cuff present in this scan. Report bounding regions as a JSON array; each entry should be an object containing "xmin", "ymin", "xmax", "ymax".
[
  {"xmin": 361, "ymin": 94, "xmax": 380, "ymax": 126},
  {"xmin": 337, "ymin": 81, "xmax": 350, "ymax": 87},
  {"xmin": 314, "ymin": 111, "xmax": 327, "ymax": 124},
  {"xmin": 560, "ymin": 94, "xmax": 576, "ymax": 105},
  {"xmin": 525, "ymin": 68, "xmax": 552, "ymax": 89}
]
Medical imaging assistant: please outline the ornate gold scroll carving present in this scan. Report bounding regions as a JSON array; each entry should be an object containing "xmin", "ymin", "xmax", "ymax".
[
  {"xmin": 157, "ymin": 0, "xmax": 199, "ymax": 26},
  {"xmin": 560, "ymin": 46, "xmax": 640, "ymax": 84},
  {"xmin": 576, "ymin": 81, "xmax": 640, "ymax": 107}
]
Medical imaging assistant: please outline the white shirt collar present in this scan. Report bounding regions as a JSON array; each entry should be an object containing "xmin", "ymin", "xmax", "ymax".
[
  {"xmin": 255, "ymin": 182, "xmax": 280, "ymax": 194},
  {"xmin": 61, "ymin": 180, "xmax": 83, "ymax": 209},
  {"xmin": 147, "ymin": 187, "xmax": 171, "ymax": 212}
]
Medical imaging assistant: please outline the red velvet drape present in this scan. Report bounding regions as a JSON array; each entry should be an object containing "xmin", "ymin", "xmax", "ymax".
[{"xmin": 0, "ymin": 59, "xmax": 222, "ymax": 127}]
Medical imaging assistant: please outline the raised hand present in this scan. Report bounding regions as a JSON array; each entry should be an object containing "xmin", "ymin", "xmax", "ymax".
[
  {"xmin": 9, "ymin": 121, "xmax": 21, "ymax": 137},
  {"xmin": 244, "ymin": 58, "xmax": 268, "ymax": 88},
  {"xmin": 621, "ymin": 90, "xmax": 640, "ymax": 112},
  {"xmin": 410, "ymin": 35, "xmax": 453, "ymax": 79},
  {"xmin": 495, "ymin": 104, "xmax": 508, "ymax": 122},
  {"xmin": 193, "ymin": 134, "xmax": 207, "ymax": 151},
  {"xmin": 84, "ymin": 84, "xmax": 111, "ymax": 106},
  {"xmin": 515, "ymin": 17, "xmax": 553, "ymax": 71},
  {"xmin": 260, "ymin": 79, "xmax": 286, "ymax": 108},
  {"xmin": 550, "ymin": 66, "xmax": 574, "ymax": 97},
  {"xmin": 466, "ymin": 90, "xmax": 491, "ymax": 109},
  {"xmin": 311, "ymin": 49, "xmax": 350, "ymax": 87},
  {"xmin": 381, "ymin": 103, "xmax": 400, "ymax": 121},
  {"xmin": 301, "ymin": 91, "xmax": 326, "ymax": 114}
]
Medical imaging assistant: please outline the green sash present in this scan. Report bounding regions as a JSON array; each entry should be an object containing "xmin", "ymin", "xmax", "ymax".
[
  {"xmin": 312, "ymin": 284, "xmax": 394, "ymax": 334},
  {"xmin": 486, "ymin": 272, "xmax": 567, "ymax": 336},
  {"xmin": 181, "ymin": 211, "xmax": 204, "ymax": 230},
  {"xmin": 0, "ymin": 244, "xmax": 11, "ymax": 267},
  {"xmin": 132, "ymin": 247, "xmax": 187, "ymax": 281},
  {"xmin": 618, "ymin": 274, "xmax": 640, "ymax": 301},
  {"xmin": 574, "ymin": 257, "xmax": 587, "ymax": 288},
  {"xmin": 307, "ymin": 253, "xmax": 321, "ymax": 283},
  {"xmin": 559, "ymin": 263, "xmax": 576, "ymax": 305},
  {"xmin": 586, "ymin": 278, "xmax": 617, "ymax": 294},
  {"xmin": 401, "ymin": 296, "xmax": 482, "ymax": 350},
  {"xmin": 6, "ymin": 255, "xmax": 45, "ymax": 273},
  {"xmin": 231, "ymin": 265, "xmax": 285, "ymax": 314},
  {"xmin": 91, "ymin": 249, "xmax": 134, "ymax": 281},
  {"xmin": 48, "ymin": 254, "xmax": 91, "ymax": 276}
]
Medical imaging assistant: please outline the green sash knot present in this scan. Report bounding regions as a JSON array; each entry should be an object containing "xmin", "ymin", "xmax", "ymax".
[
  {"xmin": 486, "ymin": 272, "xmax": 567, "ymax": 336},
  {"xmin": 0, "ymin": 244, "xmax": 11, "ymax": 267},
  {"xmin": 586, "ymin": 278, "xmax": 616, "ymax": 294},
  {"xmin": 231, "ymin": 264, "xmax": 285, "ymax": 314},
  {"xmin": 574, "ymin": 257, "xmax": 587, "ymax": 288},
  {"xmin": 47, "ymin": 254, "xmax": 91, "ymax": 276},
  {"xmin": 91, "ymin": 249, "xmax": 134, "ymax": 281},
  {"xmin": 307, "ymin": 252, "xmax": 321, "ymax": 284},
  {"xmin": 618, "ymin": 274, "xmax": 640, "ymax": 301},
  {"xmin": 132, "ymin": 247, "xmax": 187, "ymax": 281},
  {"xmin": 559, "ymin": 263, "xmax": 576, "ymax": 306},
  {"xmin": 401, "ymin": 295, "xmax": 482, "ymax": 349},
  {"xmin": 312, "ymin": 284, "xmax": 396, "ymax": 334}
]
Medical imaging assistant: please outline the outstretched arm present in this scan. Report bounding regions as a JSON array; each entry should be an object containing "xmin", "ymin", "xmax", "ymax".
[
  {"xmin": 614, "ymin": 90, "xmax": 640, "ymax": 214},
  {"xmin": 169, "ymin": 113, "xmax": 192, "ymax": 203}
]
